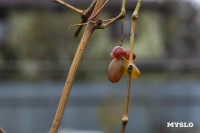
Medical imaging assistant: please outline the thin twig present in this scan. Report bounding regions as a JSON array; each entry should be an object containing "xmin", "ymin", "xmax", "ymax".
[
  {"xmin": 69, "ymin": 19, "xmax": 112, "ymax": 29},
  {"xmin": 120, "ymin": 71, "xmax": 131, "ymax": 133},
  {"xmin": 121, "ymin": 0, "xmax": 126, "ymax": 14},
  {"xmin": 54, "ymin": 0, "xmax": 84, "ymax": 15},
  {"xmin": 97, "ymin": 13, "xmax": 124, "ymax": 29},
  {"xmin": 128, "ymin": 20, "xmax": 136, "ymax": 65},
  {"xmin": 54, "ymin": 0, "xmax": 97, "ymax": 37},
  {"xmin": 74, "ymin": 0, "xmax": 97, "ymax": 37},
  {"xmin": 90, "ymin": 0, "xmax": 110, "ymax": 20},
  {"xmin": 84, "ymin": 0, "xmax": 97, "ymax": 15},
  {"xmin": 96, "ymin": 0, "xmax": 126, "ymax": 29},
  {"xmin": 102, "ymin": 18, "xmax": 113, "ymax": 22},
  {"xmin": 132, "ymin": 0, "xmax": 143, "ymax": 20},
  {"xmin": 120, "ymin": 0, "xmax": 143, "ymax": 133},
  {"xmin": 119, "ymin": 0, "xmax": 126, "ymax": 46},
  {"xmin": 120, "ymin": 16, "xmax": 136, "ymax": 133},
  {"xmin": 68, "ymin": 23, "xmax": 88, "ymax": 29},
  {"xmin": 120, "ymin": 19, "xmax": 124, "ymax": 46},
  {"xmin": 74, "ymin": 19, "xmax": 86, "ymax": 37}
]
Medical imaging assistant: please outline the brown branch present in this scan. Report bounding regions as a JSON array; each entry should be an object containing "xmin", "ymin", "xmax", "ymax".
[
  {"xmin": 120, "ymin": 0, "xmax": 143, "ymax": 133},
  {"xmin": 90, "ymin": 0, "xmax": 110, "ymax": 20},
  {"xmin": 128, "ymin": 20, "xmax": 136, "ymax": 65},
  {"xmin": 54, "ymin": 0, "xmax": 84, "ymax": 15},
  {"xmin": 120, "ymin": 20, "xmax": 136, "ymax": 133},
  {"xmin": 0, "ymin": 128, "xmax": 6, "ymax": 133},
  {"xmin": 120, "ymin": 21, "xmax": 135, "ymax": 133},
  {"xmin": 96, "ymin": 0, "xmax": 126, "ymax": 29},
  {"xmin": 84, "ymin": 0, "xmax": 97, "ymax": 16},
  {"xmin": 74, "ymin": 0, "xmax": 97, "ymax": 37},
  {"xmin": 97, "ymin": 13, "xmax": 124, "ymax": 29},
  {"xmin": 50, "ymin": 0, "xmax": 104, "ymax": 133},
  {"xmin": 68, "ymin": 19, "xmax": 113, "ymax": 29},
  {"xmin": 120, "ymin": 70, "xmax": 132, "ymax": 133},
  {"xmin": 54, "ymin": 0, "xmax": 97, "ymax": 37},
  {"xmin": 50, "ymin": 25, "xmax": 94, "ymax": 133},
  {"xmin": 120, "ymin": 18, "xmax": 124, "ymax": 46},
  {"xmin": 68, "ymin": 23, "xmax": 88, "ymax": 29},
  {"xmin": 102, "ymin": 18, "xmax": 113, "ymax": 22}
]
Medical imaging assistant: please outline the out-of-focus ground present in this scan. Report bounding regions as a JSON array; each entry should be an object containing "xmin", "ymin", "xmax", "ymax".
[{"xmin": 0, "ymin": 0, "xmax": 200, "ymax": 133}]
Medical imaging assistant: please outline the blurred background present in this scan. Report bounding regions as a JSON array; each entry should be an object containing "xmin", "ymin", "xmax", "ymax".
[{"xmin": 0, "ymin": 0, "xmax": 200, "ymax": 133}]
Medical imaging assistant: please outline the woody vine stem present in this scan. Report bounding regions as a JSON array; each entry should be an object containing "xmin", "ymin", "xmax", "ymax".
[
  {"xmin": 121, "ymin": 0, "xmax": 143, "ymax": 133},
  {"xmin": 50, "ymin": 0, "xmax": 143, "ymax": 133}
]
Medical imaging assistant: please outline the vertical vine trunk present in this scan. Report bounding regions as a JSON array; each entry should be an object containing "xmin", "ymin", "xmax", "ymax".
[
  {"xmin": 50, "ymin": 0, "xmax": 104, "ymax": 133},
  {"xmin": 50, "ymin": 24, "xmax": 94, "ymax": 133}
]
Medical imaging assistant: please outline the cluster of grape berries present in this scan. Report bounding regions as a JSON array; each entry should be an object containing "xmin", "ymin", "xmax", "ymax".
[
  {"xmin": 108, "ymin": 46, "xmax": 140, "ymax": 83},
  {"xmin": 110, "ymin": 46, "xmax": 136, "ymax": 61}
]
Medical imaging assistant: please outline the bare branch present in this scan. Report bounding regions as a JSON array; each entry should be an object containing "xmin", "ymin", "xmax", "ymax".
[
  {"xmin": 68, "ymin": 23, "xmax": 88, "ymax": 29},
  {"xmin": 120, "ymin": 0, "xmax": 143, "ymax": 133},
  {"xmin": 95, "ymin": 0, "xmax": 126, "ymax": 29},
  {"xmin": 0, "ymin": 128, "xmax": 6, "ymax": 133},
  {"xmin": 69, "ymin": 19, "xmax": 113, "ymax": 29},
  {"xmin": 50, "ymin": 0, "xmax": 105, "ymax": 133},
  {"xmin": 97, "ymin": 13, "xmax": 124, "ymax": 29},
  {"xmin": 132, "ymin": 0, "xmax": 143, "ymax": 19},
  {"xmin": 54, "ymin": 0, "xmax": 84, "ymax": 15},
  {"xmin": 120, "ymin": 19, "xmax": 124, "ymax": 46},
  {"xmin": 84, "ymin": 0, "xmax": 97, "ymax": 16},
  {"xmin": 74, "ymin": 0, "xmax": 97, "ymax": 37},
  {"xmin": 102, "ymin": 18, "xmax": 113, "ymax": 22},
  {"xmin": 90, "ymin": 0, "xmax": 110, "ymax": 20},
  {"xmin": 120, "ymin": 70, "xmax": 132, "ymax": 133}
]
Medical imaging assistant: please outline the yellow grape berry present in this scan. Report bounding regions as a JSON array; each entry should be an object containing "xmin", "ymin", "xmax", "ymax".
[
  {"xmin": 108, "ymin": 58, "xmax": 125, "ymax": 83},
  {"xmin": 123, "ymin": 59, "xmax": 140, "ymax": 79}
]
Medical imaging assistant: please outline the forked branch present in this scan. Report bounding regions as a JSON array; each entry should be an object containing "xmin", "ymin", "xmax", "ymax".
[
  {"xmin": 74, "ymin": 0, "xmax": 97, "ymax": 37},
  {"xmin": 96, "ymin": 0, "xmax": 126, "ymax": 29},
  {"xmin": 54, "ymin": 0, "xmax": 97, "ymax": 37}
]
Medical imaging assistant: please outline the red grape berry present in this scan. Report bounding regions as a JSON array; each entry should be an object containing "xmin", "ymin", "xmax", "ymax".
[
  {"xmin": 108, "ymin": 58, "xmax": 125, "ymax": 83},
  {"xmin": 112, "ymin": 46, "xmax": 124, "ymax": 59},
  {"xmin": 123, "ymin": 49, "xmax": 136, "ymax": 60},
  {"xmin": 110, "ymin": 52, "xmax": 115, "ymax": 60}
]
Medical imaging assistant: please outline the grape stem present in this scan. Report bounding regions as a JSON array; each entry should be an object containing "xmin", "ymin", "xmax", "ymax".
[
  {"xmin": 120, "ymin": 0, "xmax": 143, "ymax": 133},
  {"xmin": 120, "ymin": 0, "xmax": 126, "ymax": 46},
  {"xmin": 119, "ymin": 19, "xmax": 124, "ymax": 46}
]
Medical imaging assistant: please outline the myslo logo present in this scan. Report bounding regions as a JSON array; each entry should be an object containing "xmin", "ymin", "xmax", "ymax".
[{"xmin": 167, "ymin": 122, "xmax": 194, "ymax": 127}]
